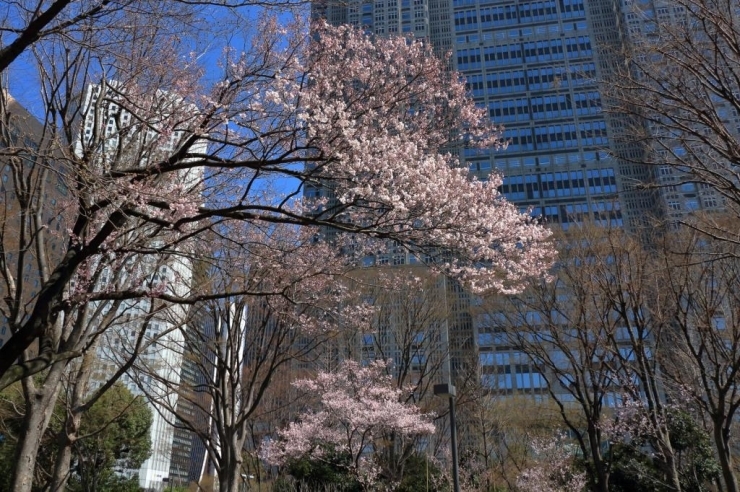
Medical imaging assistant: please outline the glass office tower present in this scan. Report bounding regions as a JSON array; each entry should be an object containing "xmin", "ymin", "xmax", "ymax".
[
  {"xmin": 452, "ymin": 0, "xmax": 664, "ymax": 231},
  {"xmin": 313, "ymin": 0, "xmax": 652, "ymax": 398},
  {"xmin": 313, "ymin": 0, "xmax": 736, "ymax": 399},
  {"xmin": 316, "ymin": 0, "xmax": 667, "ymax": 232}
]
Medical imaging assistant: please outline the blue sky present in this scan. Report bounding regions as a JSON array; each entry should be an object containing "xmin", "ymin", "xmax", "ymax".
[
  {"xmin": 7, "ymin": 3, "xmax": 308, "ymax": 120},
  {"xmin": 6, "ymin": 3, "xmax": 309, "ymax": 199}
]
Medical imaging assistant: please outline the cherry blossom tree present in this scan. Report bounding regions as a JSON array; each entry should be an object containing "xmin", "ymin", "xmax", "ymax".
[
  {"xmin": 262, "ymin": 359, "xmax": 436, "ymax": 488},
  {"xmin": 0, "ymin": 12, "xmax": 553, "ymax": 392},
  {"xmin": 331, "ymin": 271, "xmax": 452, "ymax": 481},
  {"xmin": 516, "ymin": 434, "xmax": 587, "ymax": 492},
  {"xmin": 1, "ymin": 5, "xmax": 553, "ymax": 490}
]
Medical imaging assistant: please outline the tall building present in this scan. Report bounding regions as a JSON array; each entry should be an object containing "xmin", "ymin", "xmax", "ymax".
[
  {"xmin": 447, "ymin": 0, "xmax": 650, "ymax": 397},
  {"xmin": 615, "ymin": 0, "xmax": 730, "ymax": 225},
  {"xmin": 314, "ymin": 0, "xmax": 732, "ymax": 416},
  {"xmin": 171, "ymin": 302, "xmax": 219, "ymax": 487},
  {"xmin": 312, "ymin": 0, "xmax": 716, "ymax": 399},
  {"xmin": 453, "ymin": 0, "xmax": 730, "ymax": 394},
  {"xmin": 452, "ymin": 0, "xmax": 654, "ymax": 231},
  {"xmin": 78, "ymin": 82, "xmax": 204, "ymax": 490},
  {"xmin": 314, "ymin": 0, "xmax": 637, "ymax": 393},
  {"xmin": 316, "ymin": 0, "xmax": 730, "ymax": 229}
]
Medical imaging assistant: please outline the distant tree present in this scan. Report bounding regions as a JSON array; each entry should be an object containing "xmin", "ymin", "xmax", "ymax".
[
  {"xmin": 515, "ymin": 434, "xmax": 587, "ymax": 492},
  {"xmin": 262, "ymin": 360, "xmax": 436, "ymax": 489},
  {"xmin": 483, "ymin": 225, "xmax": 687, "ymax": 492},
  {"xmin": 463, "ymin": 391, "xmax": 564, "ymax": 491},
  {"xmin": 609, "ymin": 409, "xmax": 719, "ymax": 492},
  {"xmin": 481, "ymin": 223, "xmax": 740, "ymax": 492},
  {"xmin": 130, "ymin": 222, "xmax": 368, "ymax": 492},
  {"xmin": 48, "ymin": 292, "xmax": 180, "ymax": 492},
  {"xmin": 395, "ymin": 453, "xmax": 447, "ymax": 492},
  {"xmin": 66, "ymin": 383, "xmax": 152, "ymax": 492},
  {"xmin": 0, "ymin": 381, "xmax": 151, "ymax": 491},
  {"xmin": 657, "ymin": 230, "xmax": 740, "ymax": 492},
  {"xmin": 284, "ymin": 447, "xmax": 363, "ymax": 492},
  {"xmin": 610, "ymin": 0, "xmax": 740, "ymax": 238},
  {"xmin": 482, "ymin": 228, "xmax": 620, "ymax": 492}
]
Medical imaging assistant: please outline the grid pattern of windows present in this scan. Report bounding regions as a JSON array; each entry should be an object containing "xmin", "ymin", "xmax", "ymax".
[
  {"xmin": 523, "ymin": 39, "xmax": 565, "ymax": 63},
  {"xmin": 518, "ymin": 1, "xmax": 559, "ymax": 22},
  {"xmin": 339, "ymin": 0, "xmax": 430, "ymax": 37},
  {"xmin": 534, "ymin": 123, "xmax": 579, "ymax": 149},
  {"xmin": 454, "ymin": 0, "xmax": 583, "ymax": 33},
  {"xmin": 461, "ymin": 36, "xmax": 591, "ymax": 67},
  {"xmin": 451, "ymin": 0, "xmax": 621, "ymax": 230},
  {"xmin": 479, "ymin": 349, "xmax": 547, "ymax": 391},
  {"xmin": 531, "ymin": 94, "xmax": 572, "ymax": 120},
  {"xmin": 490, "ymin": 98, "xmax": 529, "ymax": 123},
  {"xmin": 483, "ymin": 44, "xmax": 523, "ymax": 66},
  {"xmin": 485, "ymin": 70, "xmax": 526, "ymax": 94},
  {"xmin": 485, "ymin": 63, "xmax": 596, "ymax": 92},
  {"xmin": 451, "ymin": 0, "xmax": 610, "ymax": 203},
  {"xmin": 500, "ymin": 168, "xmax": 615, "ymax": 204},
  {"xmin": 500, "ymin": 125, "xmax": 609, "ymax": 155}
]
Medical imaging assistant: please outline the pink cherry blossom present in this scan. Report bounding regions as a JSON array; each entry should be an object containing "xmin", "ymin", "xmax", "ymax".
[
  {"xmin": 262, "ymin": 359, "xmax": 435, "ymax": 486},
  {"xmin": 516, "ymin": 434, "xmax": 587, "ymax": 492}
]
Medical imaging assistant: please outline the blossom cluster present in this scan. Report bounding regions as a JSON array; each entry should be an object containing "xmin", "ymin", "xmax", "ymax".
[
  {"xmin": 262, "ymin": 359, "xmax": 435, "ymax": 484},
  {"xmin": 516, "ymin": 434, "xmax": 587, "ymax": 492},
  {"xmin": 207, "ymin": 18, "xmax": 555, "ymax": 295}
]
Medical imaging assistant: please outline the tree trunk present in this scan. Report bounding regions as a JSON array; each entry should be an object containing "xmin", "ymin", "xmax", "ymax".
[
  {"xmin": 222, "ymin": 476, "xmax": 241, "ymax": 492},
  {"xmin": 587, "ymin": 423, "xmax": 609, "ymax": 492},
  {"xmin": 219, "ymin": 464, "xmax": 242, "ymax": 492},
  {"xmin": 12, "ymin": 406, "xmax": 48, "ymax": 492},
  {"xmin": 49, "ymin": 349, "xmax": 96, "ymax": 492},
  {"xmin": 48, "ymin": 412, "xmax": 81, "ymax": 492},
  {"xmin": 218, "ymin": 432, "xmax": 245, "ymax": 492},
  {"xmin": 713, "ymin": 417, "xmax": 739, "ymax": 492},
  {"xmin": 660, "ymin": 441, "xmax": 682, "ymax": 492},
  {"xmin": 11, "ymin": 370, "xmax": 63, "ymax": 492}
]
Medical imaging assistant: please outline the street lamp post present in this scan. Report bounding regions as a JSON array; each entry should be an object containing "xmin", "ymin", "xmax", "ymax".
[{"xmin": 434, "ymin": 383, "xmax": 460, "ymax": 492}]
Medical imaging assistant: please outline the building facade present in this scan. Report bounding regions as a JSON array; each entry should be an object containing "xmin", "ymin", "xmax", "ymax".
[
  {"xmin": 77, "ymin": 82, "xmax": 205, "ymax": 490},
  {"xmin": 315, "ymin": 0, "xmax": 733, "ymax": 419},
  {"xmin": 312, "ymin": 0, "xmax": 711, "ymax": 396},
  {"xmin": 315, "ymin": 0, "xmax": 728, "ymax": 229}
]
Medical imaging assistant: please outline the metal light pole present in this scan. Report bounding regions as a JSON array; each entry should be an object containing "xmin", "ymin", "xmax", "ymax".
[{"xmin": 434, "ymin": 383, "xmax": 460, "ymax": 492}]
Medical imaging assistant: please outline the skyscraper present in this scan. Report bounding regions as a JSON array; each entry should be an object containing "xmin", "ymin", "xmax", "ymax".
[
  {"xmin": 447, "ymin": 0, "xmax": 655, "ymax": 399},
  {"xmin": 452, "ymin": 0, "xmax": 659, "ymax": 231},
  {"xmin": 314, "ymin": 0, "xmax": 735, "ymax": 411},
  {"xmin": 450, "ymin": 0, "xmax": 732, "ymax": 395},
  {"xmin": 78, "ymin": 81, "xmax": 205, "ymax": 490},
  {"xmin": 311, "ymin": 0, "xmax": 702, "ymax": 402},
  {"xmin": 317, "ymin": 0, "xmax": 729, "ymax": 231}
]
